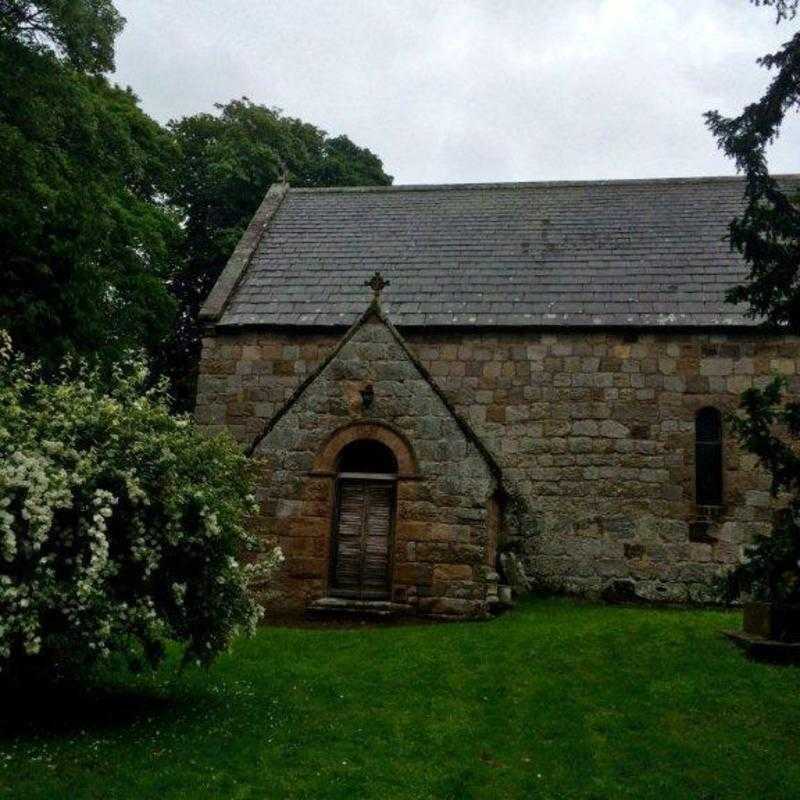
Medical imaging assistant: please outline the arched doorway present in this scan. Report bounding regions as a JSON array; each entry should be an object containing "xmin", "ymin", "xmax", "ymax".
[{"xmin": 331, "ymin": 440, "xmax": 398, "ymax": 599}]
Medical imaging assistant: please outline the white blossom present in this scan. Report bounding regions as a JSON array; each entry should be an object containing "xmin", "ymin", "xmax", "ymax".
[{"xmin": 0, "ymin": 333, "xmax": 279, "ymax": 675}]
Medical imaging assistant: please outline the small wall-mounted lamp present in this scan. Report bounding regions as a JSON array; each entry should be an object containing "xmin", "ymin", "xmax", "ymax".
[{"xmin": 360, "ymin": 384, "xmax": 374, "ymax": 409}]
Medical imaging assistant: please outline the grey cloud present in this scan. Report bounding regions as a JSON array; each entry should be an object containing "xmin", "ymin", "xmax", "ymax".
[{"xmin": 113, "ymin": 0, "xmax": 799, "ymax": 184}]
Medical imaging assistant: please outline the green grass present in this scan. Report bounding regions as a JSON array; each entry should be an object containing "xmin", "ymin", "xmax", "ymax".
[{"xmin": 2, "ymin": 598, "xmax": 799, "ymax": 800}]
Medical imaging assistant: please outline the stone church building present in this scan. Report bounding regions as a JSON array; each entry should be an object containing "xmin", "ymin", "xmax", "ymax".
[{"xmin": 195, "ymin": 176, "xmax": 800, "ymax": 618}]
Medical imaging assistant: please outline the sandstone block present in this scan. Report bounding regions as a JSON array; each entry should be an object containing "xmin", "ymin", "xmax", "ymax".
[
  {"xmin": 433, "ymin": 564, "xmax": 474, "ymax": 581},
  {"xmin": 770, "ymin": 358, "xmax": 796, "ymax": 375},
  {"xmin": 699, "ymin": 358, "xmax": 732, "ymax": 376},
  {"xmin": 600, "ymin": 420, "xmax": 628, "ymax": 439}
]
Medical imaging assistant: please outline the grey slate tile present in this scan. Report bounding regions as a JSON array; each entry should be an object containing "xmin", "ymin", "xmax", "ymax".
[{"xmin": 218, "ymin": 176, "xmax": 800, "ymax": 329}]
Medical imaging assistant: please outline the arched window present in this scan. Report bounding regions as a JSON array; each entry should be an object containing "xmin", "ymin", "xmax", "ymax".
[{"xmin": 695, "ymin": 407, "xmax": 723, "ymax": 506}]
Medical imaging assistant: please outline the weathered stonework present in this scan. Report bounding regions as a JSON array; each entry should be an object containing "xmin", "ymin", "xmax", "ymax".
[
  {"xmin": 240, "ymin": 312, "xmax": 499, "ymax": 617},
  {"xmin": 197, "ymin": 324, "xmax": 800, "ymax": 609}
]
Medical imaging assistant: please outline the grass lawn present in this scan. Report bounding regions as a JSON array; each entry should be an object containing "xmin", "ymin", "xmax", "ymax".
[{"xmin": 2, "ymin": 597, "xmax": 799, "ymax": 800}]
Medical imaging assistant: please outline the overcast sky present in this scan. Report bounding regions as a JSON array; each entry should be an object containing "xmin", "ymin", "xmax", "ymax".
[{"xmin": 112, "ymin": 0, "xmax": 799, "ymax": 185}]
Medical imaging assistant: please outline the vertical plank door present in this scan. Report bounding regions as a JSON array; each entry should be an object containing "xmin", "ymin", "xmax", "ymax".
[
  {"xmin": 332, "ymin": 479, "xmax": 393, "ymax": 598},
  {"xmin": 361, "ymin": 483, "xmax": 393, "ymax": 596}
]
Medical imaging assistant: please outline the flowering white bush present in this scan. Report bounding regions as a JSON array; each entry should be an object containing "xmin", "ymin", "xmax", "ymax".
[{"xmin": 0, "ymin": 331, "xmax": 281, "ymax": 681}]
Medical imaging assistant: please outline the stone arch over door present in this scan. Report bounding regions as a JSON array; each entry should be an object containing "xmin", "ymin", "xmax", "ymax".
[{"xmin": 314, "ymin": 421, "xmax": 417, "ymax": 477}]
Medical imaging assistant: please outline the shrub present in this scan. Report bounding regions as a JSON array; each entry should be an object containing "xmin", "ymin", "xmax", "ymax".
[{"xmin": 0, "ymin": 331, "xmax": 281, "ymax": 683}]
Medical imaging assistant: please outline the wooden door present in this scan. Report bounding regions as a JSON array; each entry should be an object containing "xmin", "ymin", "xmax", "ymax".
[{"xmin": 331, "ymin": 478, "xmax": 394, "ymax": 599}]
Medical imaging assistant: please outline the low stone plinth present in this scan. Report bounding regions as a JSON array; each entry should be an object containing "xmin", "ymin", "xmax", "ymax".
[
  {"xmin": 743, "ymin": 601, "xmax": 800, "ymax": 642},
  {"xmin": 724, "ymin": 630, "xmax": 800, "ymax": 664}
]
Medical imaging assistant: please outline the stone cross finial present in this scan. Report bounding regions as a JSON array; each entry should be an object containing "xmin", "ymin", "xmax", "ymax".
[{"xmin": 364, "ymin": 271, "xmax": 390, "ymax": 303}]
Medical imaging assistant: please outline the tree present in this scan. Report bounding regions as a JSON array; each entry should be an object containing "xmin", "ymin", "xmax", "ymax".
[
  {"xmin": 706, "ymin": 1, "xmax": 800, "ymax": 330},
  {"xmin": 726, "ymin": 379, "xmax": 800, "ymax": 602},
  {"xmin": 0, "ymin": 19, "xmax": 181, "ymax": 371},
  {"xmin": 0, "ymin": 331, "xmax": 282, "ymax": 684},
  {"xmin": 165, "ymin": 99, "xmax": 393, "ymax": 408},
  {"xmin": 0, "ymin": 0, "xmax": 124, "ymax": 72},
  {"xmin": 706, "ymin": 0, "xmax": 800, "ymax": 603}
]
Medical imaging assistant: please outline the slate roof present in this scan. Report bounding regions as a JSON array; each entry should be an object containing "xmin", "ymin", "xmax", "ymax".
[{"xmin": 209, "ymin": 176, "xmax": 800, "ymax": 329}]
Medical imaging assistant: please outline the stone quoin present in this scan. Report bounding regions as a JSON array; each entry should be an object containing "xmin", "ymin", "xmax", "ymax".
[{"xmin": 196, "ymin": 177, "xmax": 800, "ymax": 618}]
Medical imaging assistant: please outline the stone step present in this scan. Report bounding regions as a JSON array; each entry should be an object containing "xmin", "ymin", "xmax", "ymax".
[
  {"xmin": 488, "ymin": 584, "xmax": 514, "ymax": 610},
  {"xmin": 307, "ymin": 597, "xmax": 412, "ymax": 617}
]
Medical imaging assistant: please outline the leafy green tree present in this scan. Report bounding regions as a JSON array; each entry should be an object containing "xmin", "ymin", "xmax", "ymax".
[
  {"xmin": 166, "ymin": 98, "xmax": 393, "ymax": 408},
  {"xmin": 0, "ymin": 10, "xmax": 181, "ymax": 371},
  {"xmin": 706, "ymin": 0, "xmax": 800, "ymax": 604},
  {"xmin": 0, "ymin": 0, "xmax": 124, "ymax": 72}
]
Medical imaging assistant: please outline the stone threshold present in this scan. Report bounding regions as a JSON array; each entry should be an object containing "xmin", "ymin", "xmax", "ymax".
[{"xmin": 307, "ymin": 597, "xmax": 413, "ymax": 617}]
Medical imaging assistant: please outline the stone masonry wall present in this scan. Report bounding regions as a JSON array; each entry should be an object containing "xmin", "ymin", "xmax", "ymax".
[
  {"xmin": 238, "ymin": 316, "xmax": 497, "ymax": 617},
  {"xmin": 196, "ymin": 326, "xmax": 800, "ymax": 605}
]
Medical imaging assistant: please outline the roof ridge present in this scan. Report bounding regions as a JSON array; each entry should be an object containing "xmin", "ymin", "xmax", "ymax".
[{"xmin": 289, "ymin": 174, "xmax": 800, "ymax": 194}]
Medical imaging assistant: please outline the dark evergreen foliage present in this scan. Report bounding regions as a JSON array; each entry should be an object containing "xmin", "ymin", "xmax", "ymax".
[
  {"xmin": 707, "ymin": 0, "xmax": 800, "ymax": 602},
  {"xmin": 727, "ymin": 378, "xmax": 800, "ymax": 602},
  {"xmin": 705, "ymin": 18, "xmax": 800, "ymax": 330}
]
